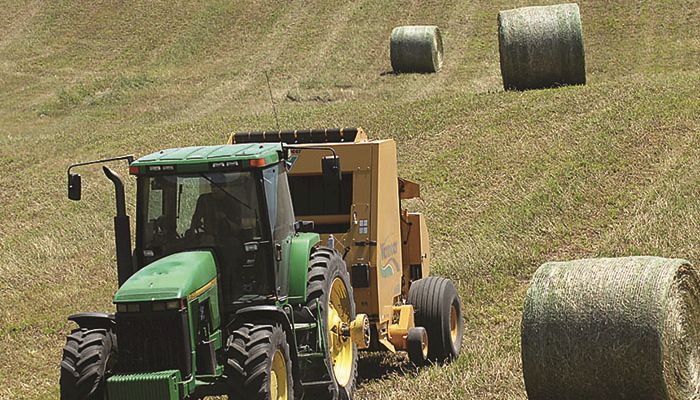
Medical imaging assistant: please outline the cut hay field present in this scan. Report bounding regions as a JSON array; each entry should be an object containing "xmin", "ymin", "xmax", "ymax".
[{"xmin": 1, "ymin": 1, "xmax": 699, "ymax": 399}]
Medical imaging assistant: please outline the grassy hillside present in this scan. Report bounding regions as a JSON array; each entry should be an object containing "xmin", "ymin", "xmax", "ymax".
[{"xmin": 1, "ymin": 1, "xmax": 699, "ymax": 399}]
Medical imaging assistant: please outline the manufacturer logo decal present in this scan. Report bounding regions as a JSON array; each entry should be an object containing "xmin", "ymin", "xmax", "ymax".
[
  {"xmin": 286, "ymin": 149, "xmax": 302, "ymax": 170},
  {"xmin": 380, "ymin": 240, "xmax": 399, "ymax": 278}
]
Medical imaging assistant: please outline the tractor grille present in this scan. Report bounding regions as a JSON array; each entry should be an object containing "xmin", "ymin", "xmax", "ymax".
[{"xmin": 115, "ymin": 308, "xmax": 192, "ymax": 377}]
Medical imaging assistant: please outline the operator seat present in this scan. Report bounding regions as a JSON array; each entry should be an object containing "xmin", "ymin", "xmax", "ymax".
[{"xmin": 190, "ymin": 190, "xmax": 247, "ymax": 305}]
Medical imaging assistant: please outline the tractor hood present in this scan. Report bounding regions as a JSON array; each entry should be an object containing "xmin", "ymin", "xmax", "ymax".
[{"xmin": 113, "ymin": 251, "xmax": 217, "ymax": 302}]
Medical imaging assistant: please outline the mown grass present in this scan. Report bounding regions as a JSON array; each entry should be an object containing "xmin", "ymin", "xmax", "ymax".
[{"xmin": 1, "ymin": 1, "xmax": 699, "ymax": 399}]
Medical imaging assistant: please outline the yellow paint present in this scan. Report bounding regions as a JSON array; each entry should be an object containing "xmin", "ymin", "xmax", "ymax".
[
  {"xmin": 328, "ymin": 278, "xmax": 354, "ymax": 387},
  {"xmin": 270, "ymin": 349, "xmax": 288, "ymax": 400},
  {"xmin": 226, "ymin": 128, "xmax": 432, "ymax": 353},
  {"xmin": 187, "ymin": 277, "xmax": 217, "ymax": 301},
  {"xmin": 450, "ymin": 304, "xmax": 458, "ymax": 343},
  {"xmin": 387, "ymin": 304, "xmax": 416, "ymax": 351},
  {"xmin": 349, "ymin": 313, "xmax": 370, "ymax": 349}
]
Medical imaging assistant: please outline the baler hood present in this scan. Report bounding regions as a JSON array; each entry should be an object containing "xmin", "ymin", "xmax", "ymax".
[{"xmin": 113, "ymin": 250, "xmax": 217, "ymax": 302}]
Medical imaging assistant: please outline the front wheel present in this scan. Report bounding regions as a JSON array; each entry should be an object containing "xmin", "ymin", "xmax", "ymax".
[
  {"xmin": 59, "ymin": 327, "xmax": 116, "ymax": 400},
  {"xmin": 226, "ymin": 323, "xmax": 294, "ymax": 400}
]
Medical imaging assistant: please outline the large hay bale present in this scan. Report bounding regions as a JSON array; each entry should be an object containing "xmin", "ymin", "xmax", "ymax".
[
  {"xmin": 522, "ymin": 257, "xmax": 700, "ymax": 400},
  {"xmin": 498, "ymin": 3, "xmax": 586, "ymax": 90},
  {"xmin": 390, "ymin": 25, "xmax": 443, "ymax": 73}
]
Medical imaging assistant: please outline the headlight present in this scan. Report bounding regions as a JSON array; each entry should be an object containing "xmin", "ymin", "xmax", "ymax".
[
  {"xmin": 116, "ymin": 303, "xmax": 140, "ymax": 313},
  {"xmin": 165, "ymin": 300, "xmax": 182, "ymax": 310}
]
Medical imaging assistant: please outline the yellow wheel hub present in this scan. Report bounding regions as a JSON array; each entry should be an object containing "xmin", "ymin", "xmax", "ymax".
[
  {"xmin": 328, "ymin": 277, "xmax": 353, "ymax": 387},
  {"xmin": 450, "ymin": 304, "xmax": 459, "ymax": 343},
  {"xmin": 270, "ymin": 349, "xmax": 288, "ymax": 400}
]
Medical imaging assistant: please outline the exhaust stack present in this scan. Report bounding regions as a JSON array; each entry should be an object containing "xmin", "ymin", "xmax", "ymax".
[{"xmin": 103, "ymin": 166, "xmax": 133, "ymax": 287}]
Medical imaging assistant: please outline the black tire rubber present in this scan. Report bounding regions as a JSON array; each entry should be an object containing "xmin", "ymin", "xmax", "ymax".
[
  {"xmin": 306, "ymin": 246, "xmax": 358, "ymax": 400},
  {"xmin": 226, "ymin": 323, "xmax": 294, "ymax": 400},
  {"xmin": 407, "ymin": 276, "xmax": 464, "ymax": 362},
  {"xmin": 406, "ymin": 326, "xmax": 429, "ymax": 366},
  {"xmin": 59, "ymin": 327, "xmax": 116, "ymax": 400}
]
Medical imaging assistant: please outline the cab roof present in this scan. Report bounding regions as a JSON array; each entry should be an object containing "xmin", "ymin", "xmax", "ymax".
[{"xmin": 132, "ymin": 143, "xmax": 282, "ymax": 166}]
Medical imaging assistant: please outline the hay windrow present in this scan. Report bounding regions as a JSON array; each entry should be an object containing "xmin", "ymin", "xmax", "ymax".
[{"xmin": 522, "ymin": 256, "xmax": 700, "ymax": 400}]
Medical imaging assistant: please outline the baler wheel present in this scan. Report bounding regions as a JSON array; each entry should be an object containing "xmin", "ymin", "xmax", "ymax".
[
  {"xmin": 407, "ymin": 277, "xmax": 463, "ymax": 362},
  {"xmin": 407, "ymin": 326, "xmax": 429, "ymax": 366}
]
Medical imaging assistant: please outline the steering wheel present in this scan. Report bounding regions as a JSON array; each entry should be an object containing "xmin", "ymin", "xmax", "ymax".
[{"xmin": 185, "ymin": 226, "xmax": 205, "ymax": 240}]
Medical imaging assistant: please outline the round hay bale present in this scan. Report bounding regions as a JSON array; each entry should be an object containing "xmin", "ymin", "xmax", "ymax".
[
  {"xmin": 390, "ymin": 25, "xmax": 443, "ymax": 74},
  {"xmin": 522, "ymin": 256, "xmax": 700, "ymax": 400},
  {"xmin": 498, "ymin": 3, "xmax": 586, "ymax": 90}
]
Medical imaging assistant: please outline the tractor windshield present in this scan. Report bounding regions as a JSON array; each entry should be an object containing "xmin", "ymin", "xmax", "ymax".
[{"xmin": 136, "ymin": 171, "xmax": 265, "ymax": 266}]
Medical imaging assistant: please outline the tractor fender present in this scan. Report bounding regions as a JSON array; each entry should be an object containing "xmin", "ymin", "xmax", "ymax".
[
  {"xmin": 234, "ymin": 306, "xmax": 301, "ymax": 392},
  {"xmin": 67, "ymin": 312, "xmax": 116, "ymax": 330},
  {"xmin": 288, "ymin": 232, "xmax": 321, "ymax": 305}
]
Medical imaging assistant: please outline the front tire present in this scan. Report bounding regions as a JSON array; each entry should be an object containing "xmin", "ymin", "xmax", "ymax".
[
  {"xmin": 226, "ymin": 323, "xmax": 294, "ymax": 400},
  {"xmin": 407, "ymin": 277, "xmax": 464, "ymax": 362},
  {"xmin": 306, "ymin": 247, "xmax": 358, "ymax": 399},
  {"xmin": 59, "ymin": 327, "xmax": 116, "ymax": 400}
]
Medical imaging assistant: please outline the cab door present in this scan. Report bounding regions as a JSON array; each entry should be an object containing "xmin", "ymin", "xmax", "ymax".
[{"xmin": 263, "ymin": 164, "xmax": 296, "ymax": 299}]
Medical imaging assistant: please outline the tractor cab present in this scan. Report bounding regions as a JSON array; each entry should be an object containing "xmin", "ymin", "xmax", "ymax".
[
  {"xmin": 131, "ymin": 145, "xmax": 295, "ymax": 309},
  {"xmin": 130, "ymin": 145, "xmax": 296, "ymax": 307}
]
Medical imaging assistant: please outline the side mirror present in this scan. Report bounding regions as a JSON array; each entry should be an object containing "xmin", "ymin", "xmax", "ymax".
[
  {"xmin": 68, "ymin": 173, "xmax": 82, "ymax": 201},
  {"xmin": 294, "ymin": 220, "xmax": 315, "ymax": 233},
  {"xmin": 322, "ymin": 156, "xmax": 342, "ymax": 187}
]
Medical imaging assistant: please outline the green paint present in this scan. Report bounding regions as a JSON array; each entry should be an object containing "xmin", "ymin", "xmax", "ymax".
[
  {"xmin": 287, "ymin": 232, "xmax": 320, "ymax": 304},
  {"xmin": 380, "ymin": 262, "xmax": 395, "ymax": 278},
  {"xmin": 113, "ymin": 251, "xmax": 217, "ymax": 302},
  {"xmin": 130, "ymin": 143, "xmax": 281, "ymax": 173},
  {"xmin": 107, "ymin": 370, "xmax": 181, "ymax": 400}
]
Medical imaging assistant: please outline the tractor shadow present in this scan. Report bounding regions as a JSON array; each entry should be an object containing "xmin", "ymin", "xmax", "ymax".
[{"xmin": 356, "ymin": 351, "xmax": 417, "ymax": 386}]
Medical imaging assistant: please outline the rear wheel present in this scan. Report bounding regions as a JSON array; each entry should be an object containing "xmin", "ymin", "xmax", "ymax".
[
  {"xmin": 407, "ymin": 277, "xmax": 463, "ymax": 362},
  {"xmin": 226, "ymin": 323, "xmax": 293, "ymax": 400},
  {"xmin": 306, "ymin": 247, "xmax": 357, "ymax": 399},
  {"xmin": 59, "ymin": 327, "xmax": 116, "ymax": 400}
]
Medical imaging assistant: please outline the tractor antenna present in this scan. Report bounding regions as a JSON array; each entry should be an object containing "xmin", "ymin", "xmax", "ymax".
[{"xmin": 265, "ymin": 70, "xmax": 280, "ymax": 130}]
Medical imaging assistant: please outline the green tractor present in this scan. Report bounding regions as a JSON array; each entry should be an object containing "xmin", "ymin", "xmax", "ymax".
[{"xmin": 60, "ymin": 141, "xmax": 370, "ymax": 400}]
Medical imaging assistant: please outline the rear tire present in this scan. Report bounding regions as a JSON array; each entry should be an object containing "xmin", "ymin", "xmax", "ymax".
[
  {"xmin": 407, "ymin": 277, "xmax": 463, "ymax": 362},
  {"xmin": 226, "ymin": 323, "xmax": 293, "ymax": 400},
  {"xmin": 306, "ymin": 247, "xmax": 358, "ymax": 399},
  {"xmin": 59, "ymin": 327, "xmax": 116, "ymax": 400}
]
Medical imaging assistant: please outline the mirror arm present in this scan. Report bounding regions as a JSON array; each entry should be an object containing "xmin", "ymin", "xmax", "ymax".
[{"xmin": 67, "ymin": 154, "xmax": 134, "ymax": 176}]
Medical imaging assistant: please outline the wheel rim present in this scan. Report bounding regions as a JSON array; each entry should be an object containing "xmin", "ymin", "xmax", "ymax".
[
  {"xmin": 270, "ymin": 349, "xmax": 288, "ymax": 400},
  {"xmin": 328, "ymin": 277, "xmax": 353, "ymax": 387},
  {"xmin": 450, "ymin": 304, "xmax": 459, "ymax": 344},
  {"xmin": 422, "ymin": 329, "xmax": 429, "ymax": 358}
]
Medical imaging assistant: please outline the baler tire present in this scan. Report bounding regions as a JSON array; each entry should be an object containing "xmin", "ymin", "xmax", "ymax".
[
  {"xmin": 306, "ymin": 246, "xmax": 358, "ymax": 400},
  {"xmin": 407, "ymin": 277, "xmax": 463, "ymax": 362},
  {"xmin": 226, "ymin": 323, "xmax": 294, "ymax": 400},
  {"xmin": 407, "ymin": 326, "xmax": 429, "ymax": 366},
  {"xmin": 59, "ymin": 327, "xmax": 116, "ymax": 400}
]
